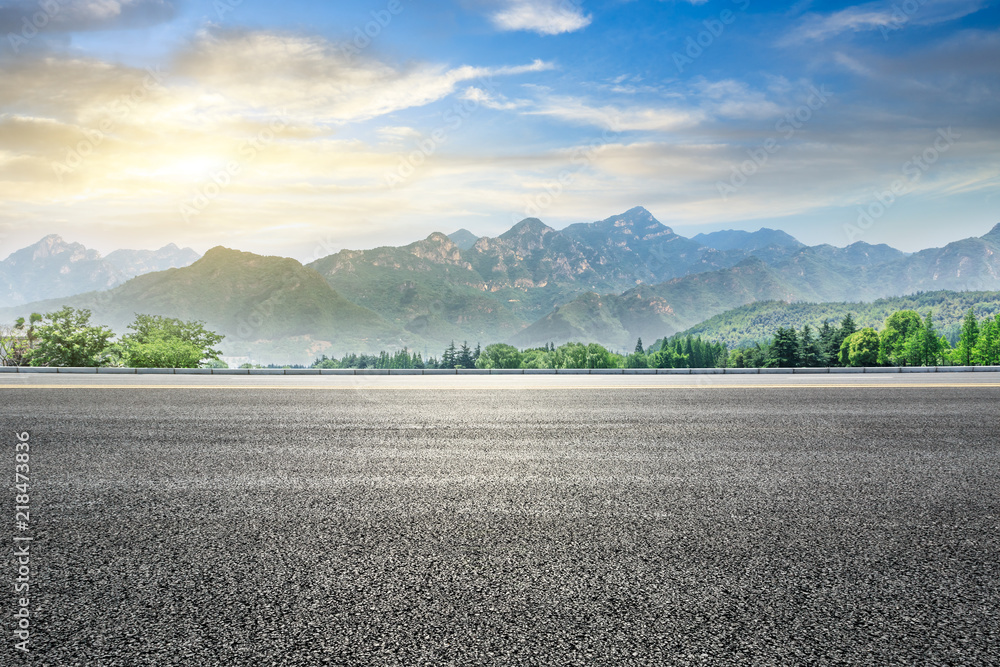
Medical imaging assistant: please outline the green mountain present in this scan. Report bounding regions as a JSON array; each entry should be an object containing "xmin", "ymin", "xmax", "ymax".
[
  {"xmin": 307, "ymin": 233, "xmax": 524, "ymax": 346},
  {"xmin": 560, "ymin": 206, "xmax": 755, "ymax": 284},
  {"xmin": 7, "ymin": 212, "xmax": 999, "ymax": 360},
  {"xmin": 510, "ymin": 257, "xmax": 802, "ymax": 350},
  {"xmin": 307, "ymin": 207, "xmax": 799, "ymax": 350},
  {"xmin": 513, "ymin": 225, "xmax": 1000, "ymax": 350},
  {"xmin": 0, "ymin": 247, "xmax": 396, "ymax": 363},
  {"xmin": 671, "ymin": 291, "xmax": 1000, "ymax": 348}
]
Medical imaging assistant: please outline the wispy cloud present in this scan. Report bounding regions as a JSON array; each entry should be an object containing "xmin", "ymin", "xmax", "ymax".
[
  {"xmin": 489, "ymin": 0, "xmax": 591, "ymax": 35},
  {"xmin": 172, "ymin": 29, "xmax": 553, "ymax": 124},
  {"xmin": 526, "ymin": 95, "xmax": 703, "ymax": 132},
  {"xmin": 786, "ymin": 0, "xmax": 986, "ymax": 43},
  {"xmin": 460, "ymin": 87, "xmax": 527, "ymax": 110}
]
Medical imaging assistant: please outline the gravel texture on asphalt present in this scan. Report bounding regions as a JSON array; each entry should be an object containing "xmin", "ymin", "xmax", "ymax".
[{"xmin": 3, "ymin": 379, "xmax": 1000, "ymax": 665}]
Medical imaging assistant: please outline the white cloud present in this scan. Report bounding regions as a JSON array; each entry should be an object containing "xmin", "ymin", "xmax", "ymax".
[
  {"xmin": 489, "ymin": 0, "xmax": 592, "ymax": 35},
  {"xmin": 377, "ymin": 126, "xmax": 422, "ymax": 141},
  {"xmin": 527, "ymin": 96, "xmax": 703, "ymax": 132},
  {"xmin": 460, "ymin": 87, "xmax": 527, "ymax": 111},
  {"xmin": 172, "ymin": 29, "xmax": 553, "ymax": 124},
  {"xmin": 692, "ymin": 79, "xmax": 783, "ymax": 119},
  {"xmin": 787, "ymin": 0, "xmax": 986, "ymax": 43}
]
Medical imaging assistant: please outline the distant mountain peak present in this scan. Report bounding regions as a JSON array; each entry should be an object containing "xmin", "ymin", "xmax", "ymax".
[
  {"xmin": 202, "ymin": 245, "xmax": 239, "ymax": 258},
  {"xmin": 692, "ymin": 228, "xmax": 803, "ymax": 252},
  {"xmin": 410, "ymin": 233, "xmax": 466, "ymax": 265},
  {"xmin": 984, "ymin": 222, "xmax": 1000, "ymax": 241},
  {"xmin": 447, "ymin": 228, "xmax": 479, "ymax": 250},
  {"xmin": 620, "ymin": 206, "xmax": 658, "ymax": 223},
  {"xmin": 500, "ymin": 217, "xmax": 554, "ymax": 241},
  {"xmin": 425, "ymin": 232, "xmax": 453, "ymax": 245},
  {"xmin": 6, "ymin": 234, "xmax": 100, "ymax": 265},
  {"xmin": 584, "ymin": 206, "xmax": 674, "ymax": 240}
]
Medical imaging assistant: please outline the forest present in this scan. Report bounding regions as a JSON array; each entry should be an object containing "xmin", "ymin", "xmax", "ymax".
[
  {"xmin": 4, "ymin": 306, "xmax": 999, "ymax": 369},
  {"xmin": 312, "ymin": 308, "xmax": 1000, "ymax": 370}
]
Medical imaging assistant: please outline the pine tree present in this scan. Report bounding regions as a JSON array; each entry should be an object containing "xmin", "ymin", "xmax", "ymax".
[
  {"xmin": 818, "ymin": 319, "xmax": 837, "ymax": 365},
  {"xmin": 957, "ymin": 308, "xmax": 979, "ymax": 366},
  {"xmin": 457, "ymin": 341, "xmax": 474, "ymax": 369},
  {"xmin": 634, "ymin": 337, "xmax": 644, "ymax": 355},
  {"xmin": 973, "ymin": 315, "xmax": 1000, "ymax": 366},
  {"xmin": 838, "ymin": 313, "xmax": 857, "ymax": 347},
  {"xmin": 921, "ymin": 311, "xmax": 941, "ymax": 366},
  {"xmin": 770, "ymin": 327, "xmax": 799, "ymax": 367},
  {"xmin": 442, "ymin": 341, "xmax": 457, "ymax": 369},
  {"xmin": 798, "ymin": 324, "xmax": 823, "ymax": 367}
]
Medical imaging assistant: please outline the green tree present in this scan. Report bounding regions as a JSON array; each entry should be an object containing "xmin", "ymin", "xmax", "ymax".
[
  {"xmin": 28, "ymin": 307, "xmax": 115, "ymax": 367},
  {"xmin": 956, "ymin": 308, "xmax": 979, "ymax": 366},
  {"xmin": 818, "ymin": 319, "xmax": 838, "ymax": 366},
  {"xmin": 838, "ymin": 313, "xmax": 857, "ymax": 343},
  {"xmin": 476, "ymin": 343, "xmax": 523, "ymax": 369},
  {"xmin": 14, "ymin": 313, "xmax": 42, "ymax": 348},
  {"xmin": 624, "ymin": 352, "xmax": 648, "ymax": 368},
  {"xmin": 973, "ymin": 314, "xmax": 1000, "ymax": 366},
  {"xmin": 798, "ymin": 324, "xmax": 823, "ymax": 367},
  {"xmin": 846, "ymin": 327, "xmax": 880, "ymax": 367},
  {"xmin": 2, "ymin": 313, "xmax": 42, "ymax": 366},
  {"xmin": 921, "ymin": 311, "xmax": 942, "ymax": 366},
  {"xmin": 634, "ymin": 337, "xmax": 644, "ymax": 355},
  {"xmin": 520, "ymin": 347, "xmax": 554, "ymax": 369},
  {"xmin": 117, "ymin": 314, "xmax": 225, "ymax": 368},
  {"xmin": 441, "ymin": 341, "xmax": 457, "ymax": 369},
  {"xmin": 769, "ymin": 327, "xmax": 799, "ymax": 367},
  {"xmin": 648, "ymin": 347, "xmax": 685, "ymax": 368},
  {"xmin": 456, "ymin": 341, "xmax": 474, "ymax": 369},
  {"xmin": 878, "ymin": 310, "xmax": 923, "ymax": 366}
]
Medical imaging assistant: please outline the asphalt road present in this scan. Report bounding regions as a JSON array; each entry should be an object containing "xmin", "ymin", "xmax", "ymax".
[{"xmin": 3, "ymin": 375, "xmax": 1000, "ymax": 665}]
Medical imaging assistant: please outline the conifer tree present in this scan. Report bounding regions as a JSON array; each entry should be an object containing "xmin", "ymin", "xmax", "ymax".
[
  {"xmin": 957, "ymin": 308, "xmax": 979, "ymax": 366},
  {"xmin": 442, "ymin": 341, "xmax": 457, "ymax": 369}
]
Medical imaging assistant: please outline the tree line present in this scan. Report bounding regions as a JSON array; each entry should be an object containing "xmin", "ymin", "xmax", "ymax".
[
  {"xmin": 0, "ymin": 307, "xmax": 224, "ymax": 368},
  {"xmin": 5, "ymin": 306, "xmax": 1000, "ymax": 369},
  {"xmin": 687, "ymin": 308, "xmax": 999, "ymax": 368}
]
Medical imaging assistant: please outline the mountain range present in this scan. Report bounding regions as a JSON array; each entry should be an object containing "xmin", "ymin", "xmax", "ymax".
[
  {"xmin": 1, "ymin": 208, "xmax": 999, "ymax": 361},
  {"xmin": 0, "ymin": 235, "xmax": 199, "ymax": 307},
  {"xmin": 511, "ymin": 222, "xmax": 1000, "ymax": 349}
]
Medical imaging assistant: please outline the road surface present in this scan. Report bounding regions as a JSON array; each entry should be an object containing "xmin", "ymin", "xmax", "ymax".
[{"xmin": 3, "ymin": 374, "xmax": 999, "ymax": 665}]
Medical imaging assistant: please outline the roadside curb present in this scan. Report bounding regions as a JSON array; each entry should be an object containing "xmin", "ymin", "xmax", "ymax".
[{"xmin": 3, "ymin": 366, "xmax": 999, "ymax": 375}]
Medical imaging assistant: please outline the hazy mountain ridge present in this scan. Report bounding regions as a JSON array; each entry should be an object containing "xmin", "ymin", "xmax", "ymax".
[
  {"xmin": 0, "ymin": 234, "xmax": 200, "ymax": 307},
  {"xmin": 307, "ymin": 207, "xmax": 809, "ymax": 347},
  {"xmin": 4, "ymin": 212, "xmax": 1000, "ymax": 358},
  {"xmin": 513, "ymin": 225, "xmax": 1000, "ymax": 349},
  {"xmin": 692, "ymin": 228, "xmax": 804, "ymax": 252},
  {"xmin": 0, "ymin": 247, "xmax": 398, "ymax": 364},
  {"xmin": 447, "ymin": 229, "xmax": 479, "ymax": 250}
]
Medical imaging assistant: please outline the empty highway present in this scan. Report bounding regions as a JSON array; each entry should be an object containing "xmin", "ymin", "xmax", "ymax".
[{"xmin": 3, "ymin": 374, "xmax": 999, "ymax": 665}]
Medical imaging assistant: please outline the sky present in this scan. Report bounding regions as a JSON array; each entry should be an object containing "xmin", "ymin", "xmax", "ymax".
[{"xmin": 0, "ymin": 0, "xmax": 997, "ymax": 261}]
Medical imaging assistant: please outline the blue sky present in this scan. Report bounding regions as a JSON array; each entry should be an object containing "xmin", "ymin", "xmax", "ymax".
[{"xmin": 0, "ymin": 0, "xmax": 997, "ymax": 260}]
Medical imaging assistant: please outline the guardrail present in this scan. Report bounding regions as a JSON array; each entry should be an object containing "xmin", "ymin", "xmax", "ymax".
[{"xmin": 1, "ymin": 366, "xmax": 998, "ymax": 375}]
